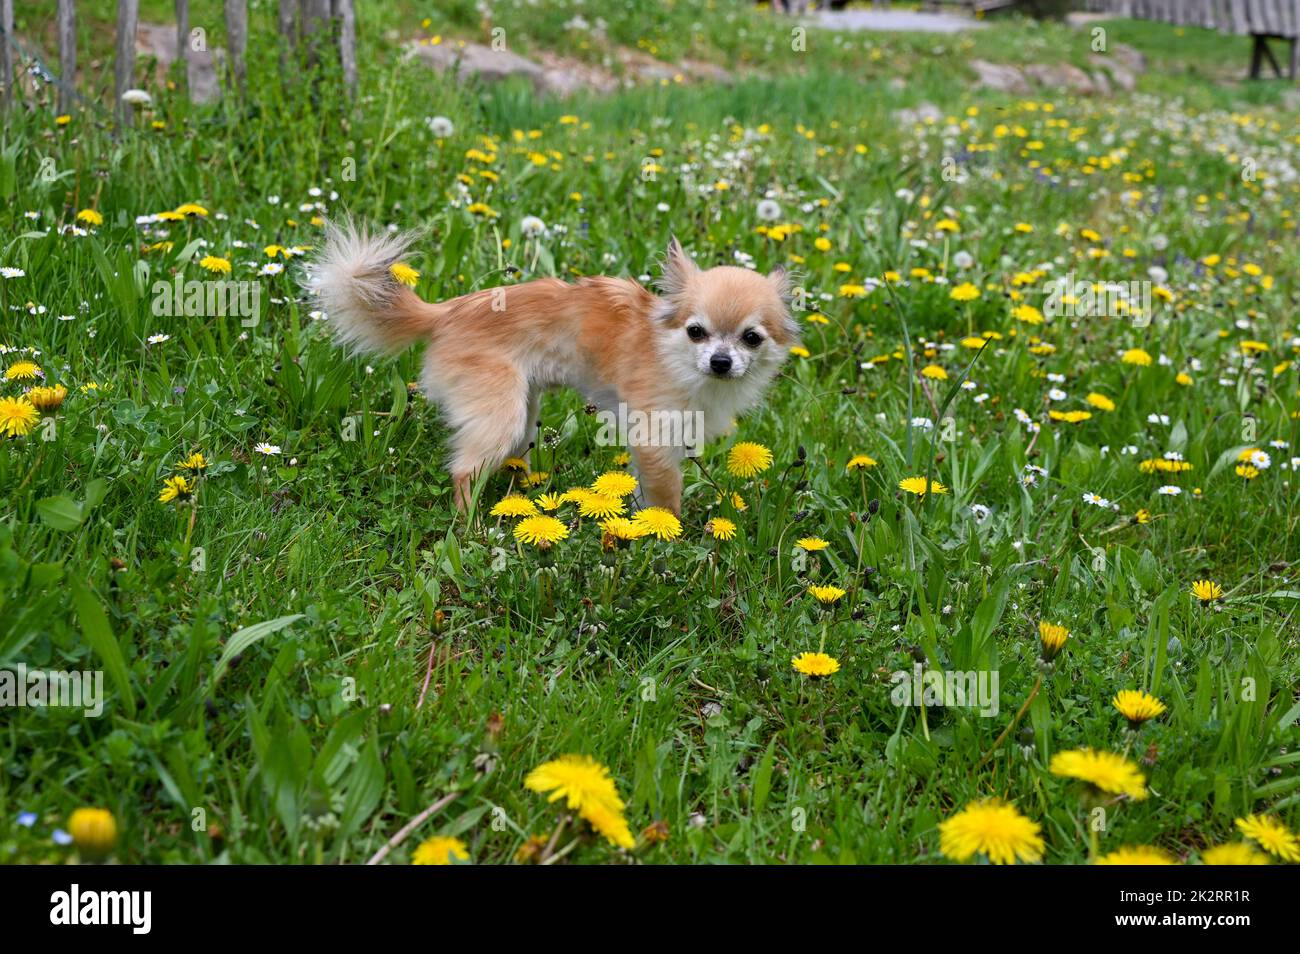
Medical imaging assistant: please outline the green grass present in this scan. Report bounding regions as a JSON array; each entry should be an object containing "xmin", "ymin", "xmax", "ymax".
[{"xmin": 1, "ymin": 2, "xmax": 1298, "ymax": 865}]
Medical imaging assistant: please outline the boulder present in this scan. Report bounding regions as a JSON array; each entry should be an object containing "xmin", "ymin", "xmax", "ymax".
[
  {"xmin": 534, "ymin": 51, "xmax": 620, "ymax": 96},
  {"xmin": 407, "ymin": 40, "xmax": 545, "ymax": 91},
  {"xmin": 1110, "ymin": 42, "xmax": 1147, "ymax": 74},
  {"xmin": 136, "ymin": 20, "xmax": 221, "ymax": 104},
  {"xmin": 1090, "ymin": 54, "xmax": 1137, "ymax": 92},
  {"xmin": 1022, "ymin": 62, "xmax": 1095, "ymax": 94},
  {"xmin": 969, "ymin": 59, "xmax": 1029, "ymax": 93}
]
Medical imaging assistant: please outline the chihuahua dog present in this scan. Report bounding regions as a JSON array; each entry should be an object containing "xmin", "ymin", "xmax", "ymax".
[{"xmin": 308, "ymin": 222, "xmax": 796, "ymax": 513}]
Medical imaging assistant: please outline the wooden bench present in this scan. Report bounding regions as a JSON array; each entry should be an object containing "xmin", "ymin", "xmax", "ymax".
[{"xmin": 1083, "ymin": 0, "xmax": 1299, "ymax": 80}]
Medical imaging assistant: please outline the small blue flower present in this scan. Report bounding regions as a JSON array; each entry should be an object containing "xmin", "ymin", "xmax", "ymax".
[
  {"xmin": 17, "ymin": 812, "xmax": 37, "ymax": 828},
  {"xmin": 52, "ymin": 828, "xmax": 73, "ymax": 846}
]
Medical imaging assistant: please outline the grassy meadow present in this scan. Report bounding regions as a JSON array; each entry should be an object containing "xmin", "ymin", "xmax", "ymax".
[{"xmin": 2, "ymin": 1, "xmax": 1299, "ymax": 865}]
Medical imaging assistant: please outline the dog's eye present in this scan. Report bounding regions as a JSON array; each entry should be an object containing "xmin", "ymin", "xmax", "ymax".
[
  {"xmin": 741, "ymin": 330, "xmax": 764, "ymax": 348},
  {"xmin": 686, "ymin": 325, "xmax": 708, "ymax": 342}
]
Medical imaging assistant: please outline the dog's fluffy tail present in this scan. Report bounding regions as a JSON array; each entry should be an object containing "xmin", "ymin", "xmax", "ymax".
[{"xmin": 305, "ymin": 219, "xmax": 441, "ymax": 355}]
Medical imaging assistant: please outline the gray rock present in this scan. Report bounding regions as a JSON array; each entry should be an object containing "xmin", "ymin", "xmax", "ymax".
[
  {"xmin": 407, "ymin": 40, "xmax": 545, "ymax": 90},
  {"xmin": 1090, "ymin": 53, "xmax": 1137, "ymax": 92},
  {"xmin": 969, "ymin": 59, "xmax": 1029, "ymax": 93},
  {"xmin": 1022, "ymin": 62, "xmax": 1095, "ymax": 94},
  {"xmin": 136, "ymin": 20, "xmax": 221, "ymax": 104},
  {"xmin": 1110, "ymin": 42, "xmax": 1147, "ymax": 74},
  {"xmin": 682, "ymin": 59, "xmax": 734, "ymax": 84}
]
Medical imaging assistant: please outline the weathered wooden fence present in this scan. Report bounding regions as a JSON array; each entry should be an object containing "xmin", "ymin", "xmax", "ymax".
[
  {"xmin": 0, "ymin": 0, "xmax": 360, "ymax": 121},
  {"xmin": 1083, "ymin": 0, "xmax": 1300, "ymax": 78}
]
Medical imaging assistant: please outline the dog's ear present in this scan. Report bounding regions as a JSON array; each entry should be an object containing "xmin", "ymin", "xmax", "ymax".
[
  {"xmin": 768, "ymin": 265, "xmax": 802, "ymax": 340},
  {"xmin": 767, "ymin": 265, "xmax": 794, "ymax": 307},
  {"xmin": 656, "ymin": 236, "xmax": 699, "ymax": 298}
]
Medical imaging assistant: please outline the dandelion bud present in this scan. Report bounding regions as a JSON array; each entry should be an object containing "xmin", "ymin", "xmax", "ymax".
[{"xmin": 68, "ymin": 808, "xmax": 117, "ymax": 861}]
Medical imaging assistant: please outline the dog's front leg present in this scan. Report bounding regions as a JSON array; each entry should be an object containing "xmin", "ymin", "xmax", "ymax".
[{"xmin": 632, "ymin": 444, "xmax": 684, "ymax": 515}]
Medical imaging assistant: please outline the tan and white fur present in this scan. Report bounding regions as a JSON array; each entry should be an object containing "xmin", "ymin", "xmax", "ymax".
[{"xmin": 307, "ymin": 222, "xmax": 796, "ymax": 513}]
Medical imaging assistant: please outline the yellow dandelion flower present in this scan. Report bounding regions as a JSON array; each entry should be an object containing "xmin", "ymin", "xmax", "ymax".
[
  {"xmin": 792, "ymin": 652, "xmax": 840, "ymax": 677},
  {"xmin": 899, "ymin": 476, "xmax": 948, "ymax": 497},
  {"xmin": 631, "ymin": 507, "xmax": 681, "ymax": 541},
  {"xmin": 1086, "ymin": 392, "xmax": 1116, "ymax": 412},
  {"xmin": 807, "ymin": 584, "xmax": 846, "ymax": 604},
  {"xmin": 1190, "ymin": 579, "xmax": 1222, "ymax": 602},
  {"xmin": 535, "ymin": 492, "xmax": 564, "ymax": 511},
  {"xmin": 76, "ymin": 209, "xmax": 103, "ymax": 227},
  {"xmin": 1048, "ymin": 410, "xmax": 1092, "ymax": 423},
  {"xmin": 1121, "ymin": 348, "xmax": 1152, "ymax": 367},
  {"xmin": 1095, "ymin": 845, "xmax": 1175, "ymax": 865},
  {"xmin": 726, "ymin": 442, "xmax": 774, "ymax": 479},
  {"xmin": 706, "ymin": 517, "xmax": 736, "ymax": 541},
  {"xmin": 1202, "ymin": 842, "xmax": 1270, "ymax": 865},
  {"xmin": 579, "ymin": 493, "xmax": 625, "ymax": 520},
  {"xmin": 25, "ymin": 384, "xmax": 67, "ymax": 412},
  {"xmin": 847, "ymin": 454, "xmax": 877, "ymax": 471},
  {"xmin": 1050, "ymin": 748, "xmax": 1148, "ymax": 800},
  {"xmin": 412, "ymin": 835, "xmax": 469, "ymax": 865},
  {"xmin": 939, "ymin": 800, "xmax": 1044, "ymax": 865},
  {"xmin": 490, "ymin": 495, "xmax": 538, "ymax": 518},
  {"xmin": 580, "ymin": 798, "xmax": 636, "ymax": 850},
  {"xmin": 592, "ymin": 471, "xmax": 638, "ymax": 498},
  {"xmin": 390, "ymin": 262, "xmax": 420, "ymax": 287},
  {"xmin": 5, "ymin": 360, "xmax": 41, "ymax": 382},
  {"xmin": 601, "ymin": 516, "xmax": 646, "ymax": 542},
  {"xmin": 950, "ymin": 282, "xmax": 981, "ymax": 302},
  {"xmin": 1038, "ymin": 621, "xmax": 1069, "ymax": 660},
  {"xmin": 525, "ymin": 754, "xmax": 630, "ymax": 846},
  {"xmin": 158, "ymin": 475, "xmax": 196, "ymax": 503},
  {"xmin": 0, "ymin": 396, "xmax": 41, "ymax": 437},
  {"xmin": 1112, "ymin": 689, "xmax": 1167, "ymax": 728},
  {"xmin": 796, "ymin": 537, "xmax": 830, "ymax": 551},
  {"xmin": 199, "ymin": 255, "xmax": 232, "ymax": 275},
  {"xmin": 1235, "ymin": 815, "xmax": 1300, "ymax": 862},
  {"xmin": 921, "ymin": 364, "xmax": 948, "ymax": 381},
  {"xmin": 513, "ymin": 515, "xmax": 569, "ymax": 547}
]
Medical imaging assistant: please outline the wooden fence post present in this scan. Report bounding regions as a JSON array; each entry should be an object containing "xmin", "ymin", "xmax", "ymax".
[
  {"xmin": 224, "ymin": 0, "xmax": 247, "ymax": 95},
  {"xmin": 175, "ymin": 0, "xmax": 188, "ymax": 94},
  {"xmin": 301, "ymin": 0, "xmax": 332, "ymax": 69},
  {"xmin": 334, "ymin": 0, "xmax": 357, "ymax": 96},
  {"xmin": 115, "ymin": 0, "xmax": 140, "ymax": 124},
  {"xmin": 58, "ymin": 0, "xmax": 77, "ymax": 115},
  {"xmin": 1, "ymin": 0, "xmax": 13, "ymax": 112},
  {"xmin": 280, "ymin": 0, "xmax": 298, "ymax": 49}
]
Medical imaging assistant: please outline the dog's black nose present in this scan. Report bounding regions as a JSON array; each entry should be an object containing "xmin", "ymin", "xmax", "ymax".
[{"xmin": 710, "ymin": 354, "xmax": 733, "ymax": 375}]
